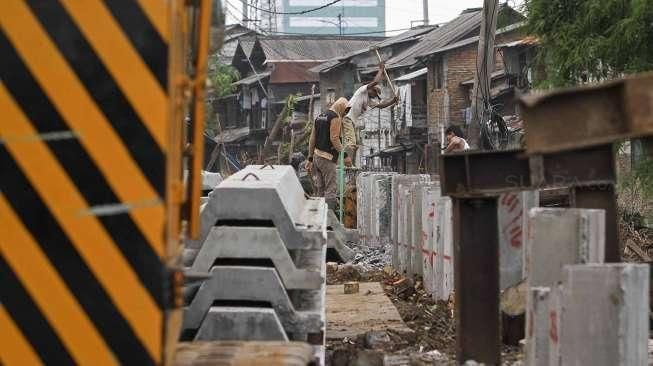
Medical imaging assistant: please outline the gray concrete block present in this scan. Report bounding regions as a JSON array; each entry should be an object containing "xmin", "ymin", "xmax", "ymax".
[
  {"xmin": 526, "ymin": 208, "xmax": 605, "ymax": 289},
  {"xmin": 391, "ymin": 174, "xmax": 430, "ymax": 270},
  {"xmin": 195, "ymin": 307, "xmax": 288, "ymax": 341},
  {"xmin": 187, "ymin": 165, "xmax": 328, "ymax": 251},
  {"xmin": 498, "ymin": 191, "xmax": 539, "ymax": 290},
  {"xmin": 189, "ymin": 226, "xmax": 325, "ymax": 290},
  {"xmin": 183, "ymin": 266, "xmax": 324, "ymax": 336},
  {"xmin": 435, "ymin": 197, "xmax": 453, "ymax": 301},
  {"xmin": 421, "ymin": 187, "xmax": 440, "ymax": 295},
  {"xmin": 552, "ymin": 264, "xmax": 649, "ymax": 366}
]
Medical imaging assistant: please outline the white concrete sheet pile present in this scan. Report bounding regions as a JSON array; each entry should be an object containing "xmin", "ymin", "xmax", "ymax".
[
  {"xmin": 498, "ymin": 191, "xmax": 539, "ymax": 290},
  {"xmin": 357, "ymin": 173, "xmax": 396, "ymax": 246},
  {"xmin": 525, "ymin": 286, "xmax": 551, "ymax": 366},
  {"xmin": 397, "ymin": 186, "xmax": 412, "ymax": 275},
  {"xmin": 421, "ymin": 186, "xmax": 440, "ymax": 294},
  {"xmin": 434, "ymin": 197, "xmax": 453, "ymax": 301},
  {"xmin": 525, "ymin": 208, "xmax": 606, "ymax": 289},
  {"xmin": 390, "ymin": 174, "xmax": 430, "ymax": 270},
  {"xmin": 551, "ymin": 264, "xmax": 649, "ymax": 366}
]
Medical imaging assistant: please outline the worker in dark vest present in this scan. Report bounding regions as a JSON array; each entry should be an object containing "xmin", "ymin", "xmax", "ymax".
[{"xmin": 306, "ymin": 97, "xmax": 351, "ymax": 210}]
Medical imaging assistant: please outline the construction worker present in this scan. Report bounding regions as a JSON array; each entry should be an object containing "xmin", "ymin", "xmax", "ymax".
[
  {"xmin": 443, "ymin": 125, "xmax": 471, "ymax": 153},
  {"xmin": 306, "ymin": 97, "xmax": 351, "ymax": 210},
  {"xmin": 343, "ymin": 62, "xmax": 399, "ymax": 164}
]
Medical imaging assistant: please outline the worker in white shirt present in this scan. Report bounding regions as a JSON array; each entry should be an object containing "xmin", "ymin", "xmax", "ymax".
[{"xmin": 342, "ymin": 62, "xmax": 398, "ymax": 164}]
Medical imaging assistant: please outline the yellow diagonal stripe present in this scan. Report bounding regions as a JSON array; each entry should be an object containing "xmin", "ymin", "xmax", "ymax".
[
  {"xmin": 0, "ymin": 197, "xmax": 118, "ymax": 366},
  {"xmin": 0, "ymin": 1, "xmax": 164, "ymax": 258},
  {"xmin": 0, "ymin": 84, "xmax": 161, "ymax": 362},
  {"xmin": 60, "ymin": 0, "xmax": 167, "ymax": 150},
  {"xmin": 0, "ymin": 305, "xmax": 43, "ymax": 366},
  {"xmin": 137, "ymin": 0, "xmax": 169, "ymax": 42}
]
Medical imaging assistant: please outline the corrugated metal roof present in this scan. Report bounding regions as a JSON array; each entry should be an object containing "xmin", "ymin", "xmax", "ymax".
[
  {"xmin": 238, "ymin": 38, "xmax": 257, "ymax": 58},
  {"xmin": 258, "ymin": 36, "xmax": 382, "ymax": 62},
  {"xmin": 269, "ymin": 62, "xmax": 320, "ymax": 83},
  {"xmin": 232, "ymin": 71, "xmax": 270, "ymax": 86},
  {"xmin": 394, "ymin": 67, "xmax": 427, "ymax": 81},
  {"xmin": 382, "ymin": 9, "xmax": 483, "ymax": 70},
  {"xmin": 418, "ymin": 22, "xmax": 525, "ymax": 58},
  {"xmin": 496, "ymin": 36, "xmax": 539, "ymax": 48},
  {"xmin": 309, "ymin": 26, "xmax": 439, "ymax": 74}
]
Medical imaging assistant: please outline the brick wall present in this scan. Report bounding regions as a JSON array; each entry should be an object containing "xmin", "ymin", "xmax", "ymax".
[{"xmin": 426, "ymin": 30, "xmax": 523, "ymax": 136}]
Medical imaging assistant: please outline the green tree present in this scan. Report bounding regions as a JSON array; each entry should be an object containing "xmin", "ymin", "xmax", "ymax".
[
  {"xmin": 526, "ymin": 0, "xmax": 653, "ymax": 87},
  {"xmin": 205, "ymin": 57, "xmax": 240, "ymax": 132}
]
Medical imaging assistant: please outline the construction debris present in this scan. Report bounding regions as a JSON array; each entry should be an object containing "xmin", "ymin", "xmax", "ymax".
[{"xmin": 344, "ymin": 282, "xmax": 360, "ymax": 294}]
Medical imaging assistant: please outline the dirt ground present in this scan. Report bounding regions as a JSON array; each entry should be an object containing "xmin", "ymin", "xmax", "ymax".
[{"xmin": 326, "ymin": 266, "xmax": 522, "ymax": 366}]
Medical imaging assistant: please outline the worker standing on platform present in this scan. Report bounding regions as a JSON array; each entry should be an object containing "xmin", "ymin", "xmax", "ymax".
[
  {"xmin": 343, "ymin": 62, "xmax": 399, "ymax": 164},
  {"xmin": 306, "ymin": 97, "xmax": 351, "ymax": 210}
]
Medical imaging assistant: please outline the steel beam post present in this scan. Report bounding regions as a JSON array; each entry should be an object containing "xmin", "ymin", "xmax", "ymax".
[{"xmin": 454, "ymin": 197, "xmax": 500, "ymax": 364}]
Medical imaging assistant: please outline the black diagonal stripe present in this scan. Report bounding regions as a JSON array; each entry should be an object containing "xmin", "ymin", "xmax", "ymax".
[
  {"xmin": 1, "ymin": 31, "xmax": 166, "ymax": 310},
  {"xmin": 0, "ymin": 256, "xmax": 74, "ymax": 365},
  {"xmin": 0, "ymin": 146, "xmax": 156, "ymax": 366},
  {"xmin": 102, "ymin": 0, "xmax": 168, "ymax": 90},
  {"xmin": 24, "ymin": 1, "xmax": 165, "ymax": 198}
]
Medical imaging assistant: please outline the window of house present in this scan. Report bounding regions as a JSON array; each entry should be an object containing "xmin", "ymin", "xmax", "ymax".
[{"xmin": 326, "ymin": 88, "xmax": 336, "ymax": 106}]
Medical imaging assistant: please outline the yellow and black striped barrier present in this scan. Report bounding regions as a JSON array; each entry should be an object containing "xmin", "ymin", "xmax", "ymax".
[{"xmin": 0, "ymin": 1, "xmax": 212, "ymax": 364}]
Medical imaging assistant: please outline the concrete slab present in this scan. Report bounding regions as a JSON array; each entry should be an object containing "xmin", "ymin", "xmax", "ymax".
[
  {"xmin": 498, "ymin": 191, "xmax": 539, "ymax": 290},
  {"xmin": 195, "ymin": 307, "xmax": 288, "ymax": 341},
  {"xmin": 526, "ymin": 208, "xmax": 606, "ymax": 289},
  {"xmin": 524, "ymin": 286, "xmax": 550, "ymax": 366},
  {"xmin": 552, "ymin": 264, "xmax": 650, "ymax": 366},
  {"xmin": 325, "ymin": 282, "xmax": 412, "ymax": 339},
  {"xmin": 421, "ymin": 187, "xmax": 440, "ymax": 295},
  {"xmin": 435, "ymin": 197, "xmax": 454, "ymax": 301}
]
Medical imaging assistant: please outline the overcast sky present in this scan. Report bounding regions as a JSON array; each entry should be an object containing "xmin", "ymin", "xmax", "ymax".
[
  {"xmin": 386, "ymin": 0, "xmax": 521, "ymax": 34},
  {"xmin": 225, "ymin": 0, "xmax": 524, "ymax": 36}
]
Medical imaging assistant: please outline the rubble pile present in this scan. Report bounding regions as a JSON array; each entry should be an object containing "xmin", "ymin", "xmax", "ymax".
[{"xmin": 349, "ymin": 239, "xmax": 393, "ymax": 271}]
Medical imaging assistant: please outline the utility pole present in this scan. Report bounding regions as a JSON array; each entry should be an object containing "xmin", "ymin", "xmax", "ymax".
[
  {"xmin": 468, "ymin": 0, "xmax": 499, "ymax": 149},
  {"xmin": 337, "ymin": 13, "xmax": 343, "ymax": 35},
  {"xmin": 422, "ymin": 0, "xmax": 429, "ymax": 25},
  {"xmin": 242, "ymin": 0, "xmax": 248, "ymax": 27}
]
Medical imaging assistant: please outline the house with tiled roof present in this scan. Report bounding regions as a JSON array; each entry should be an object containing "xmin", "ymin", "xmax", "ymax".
[
  {"xmin": 310, "ymin": 5, "xmax": 525, "ymax": 172},
  {"xmin": 213, "ymin": 34, "xmax": 382, "ymax": 162}
]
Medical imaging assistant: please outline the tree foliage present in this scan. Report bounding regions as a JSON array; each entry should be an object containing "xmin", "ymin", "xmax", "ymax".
[
  {"xmin": 526, "ymin": 0, "xmax": 653, "ymax": 87},
  {"xmin": 209, "ymin": 59, "xmax": 241, "ymax": 98}
]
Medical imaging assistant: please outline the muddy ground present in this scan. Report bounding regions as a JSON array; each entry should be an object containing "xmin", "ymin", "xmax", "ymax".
[{"xmin": 326, "ymin": 263, "xmax": 522, "ymax": 366}]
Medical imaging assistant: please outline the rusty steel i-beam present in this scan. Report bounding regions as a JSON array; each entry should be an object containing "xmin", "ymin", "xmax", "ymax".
[{"xmin": 441, "ymin": 73, "xmax": 653, "ymax": 364}]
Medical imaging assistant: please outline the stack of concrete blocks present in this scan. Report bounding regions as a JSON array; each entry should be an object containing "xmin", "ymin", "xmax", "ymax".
[
  {"xmin": 390, "ymin": 174, "xmax": 430, "ymax": 272},
  {"xmin": 497, "ymin": 191, "xmax": 539, "ymax": 290},
  {"xmin": 356, "ymin": 172, "xmax": 395, "ymax": 246},
  {"xmin": 524, "ymin": 208, "xmax": 606, "ymax": 366},
  {"xmin": 549, "ymin": 264, "xmax": 649, "ymax": 365},
  {"xmin": 180, "ymin": 165, "xmax": 327, "ymax": 362}
]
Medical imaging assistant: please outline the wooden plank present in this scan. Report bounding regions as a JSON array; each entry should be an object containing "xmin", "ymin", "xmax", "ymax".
[
  {"xmin": 174, "ymin": 341, "xmax": 314, "ymax": 366},
  {"xmin": 326, "ymin": 282, "xmax": 411, "ymax": 339}
]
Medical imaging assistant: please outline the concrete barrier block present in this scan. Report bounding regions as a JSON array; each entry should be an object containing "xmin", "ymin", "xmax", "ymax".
[
  {"xmin": 434, "ymin": 197, "xmax": 453, "ymax": 301},
  {"xmin": 410, "ymin": 182, "xmax": 436, "ymax": 277},
  {"xmin": 526, "ymin": 208, "xmax": 605, "ymax": 289},
  {"xmin": 391, "ymin": 175, "xmax": 430, "ymax": 271},
  {"xmin": 552, "ymin": 264, "xmax": 650, "ymax": 366},
  {"xmin": 421, "ymin": 187, "xmax": 440, "ymax": 294},
  {"xmin": 498, "ymin": 191, "xmax": 539, "ymax": 290}
]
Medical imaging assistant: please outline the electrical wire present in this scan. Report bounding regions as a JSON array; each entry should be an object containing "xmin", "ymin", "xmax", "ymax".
[{"xmin": 240, "ymin": 0, "xmax": 342, "ymax": 15}]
